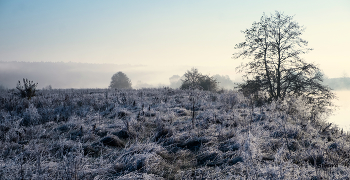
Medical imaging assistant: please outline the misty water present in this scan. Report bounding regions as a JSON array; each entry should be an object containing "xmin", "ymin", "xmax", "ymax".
[{"xmin": 327, "ymin": 91, "xmax": 350, "ymax": 132}]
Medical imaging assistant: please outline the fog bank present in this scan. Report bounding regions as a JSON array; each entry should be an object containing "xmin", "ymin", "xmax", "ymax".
[
  {"xmin": 0, "ymin": 62, "xmax": 168, "ymax": 89},
  {"xmin": 0, "ymin": 62, "xmax": 242, "ymax": 89}
]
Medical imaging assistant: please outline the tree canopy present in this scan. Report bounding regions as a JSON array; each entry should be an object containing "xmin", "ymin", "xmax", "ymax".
[{"xmin": 109, "ymin": 72, "xmax": 132, "ymax": 89}]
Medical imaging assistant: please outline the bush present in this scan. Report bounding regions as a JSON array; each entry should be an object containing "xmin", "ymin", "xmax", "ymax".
[
  {"xmin": 20, "ymin": 103, "xmax": 41, "ymax": 126},
  {"xmin": 15, "ymin": 78, "xmax": 38, "ymax": 100}
]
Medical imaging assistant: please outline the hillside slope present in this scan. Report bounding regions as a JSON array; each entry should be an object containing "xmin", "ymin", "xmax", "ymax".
[{"xmin": 0, "ymin": 88, "xmax": 349, "ymax": 179}]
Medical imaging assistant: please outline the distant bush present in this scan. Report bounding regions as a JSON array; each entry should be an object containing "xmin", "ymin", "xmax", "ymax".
[
  {"xmin": 15, "ymin": 78, "xmax": 38, "ymax": 100},
  {"xmin": 180, "ymin": 68, "xmax": 218, "ymax": 92}
]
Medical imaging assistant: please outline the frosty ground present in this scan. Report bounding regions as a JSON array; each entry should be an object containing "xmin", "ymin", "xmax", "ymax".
[{"xmin": 0, "ymin": 88, "xmax": 349, "ymax": 179}]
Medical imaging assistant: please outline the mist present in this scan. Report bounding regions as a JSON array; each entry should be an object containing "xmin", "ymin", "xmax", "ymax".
[
  {"xmin": 0, "ymin": 62, "xmax": 242, "ymax": 90},
  {"xmin": 0, "ymin": 62, "xmax": 153, "ymax": 89},
  {"xmin": 2, "ymin": 61, "xmax": 349, "ymax": 92}
]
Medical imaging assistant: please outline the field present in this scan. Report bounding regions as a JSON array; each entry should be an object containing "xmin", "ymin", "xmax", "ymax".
[{"xmin": 0, "ymin": 88, "xmax": 349, "ymax": 179}]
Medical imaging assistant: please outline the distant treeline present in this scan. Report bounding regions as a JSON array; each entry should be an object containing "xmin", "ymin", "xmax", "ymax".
[{"xmin": 324, "ymin": 77, "xmax": 350, "ymax": 90}]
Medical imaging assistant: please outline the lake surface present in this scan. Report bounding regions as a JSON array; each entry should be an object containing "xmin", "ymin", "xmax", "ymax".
[{"xmin": 327, "ymin": 90, "xmax": 350, "ymax": 132}]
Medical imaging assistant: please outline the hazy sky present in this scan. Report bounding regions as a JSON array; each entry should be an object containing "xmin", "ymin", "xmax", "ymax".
[{"xmin": 1, "ymin": 0, "xmax": 350, "ymax": 86}]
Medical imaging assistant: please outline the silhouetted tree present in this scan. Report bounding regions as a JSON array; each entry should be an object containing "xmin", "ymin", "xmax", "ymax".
[
  {"xmin": 180, "ymin": 68, "xmax": 218, "ymax": 91},
  {"xmin": 109, "ymin": 72, "xmax": 132, "ymax": 89},
  {"xmin": 233, "ymin": 11, "xmax": 335, "ymax": 116}
]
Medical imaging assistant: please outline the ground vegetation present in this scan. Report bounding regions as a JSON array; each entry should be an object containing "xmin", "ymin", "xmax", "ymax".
[{"xmin": 0, "ymin": 88, "xmax": 348, "ymax": 179}]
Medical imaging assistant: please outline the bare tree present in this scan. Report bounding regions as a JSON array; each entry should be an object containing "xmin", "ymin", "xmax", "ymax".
[{"xmin": 233, "ymin": 11, "xmax": 335, "ymax": 116}]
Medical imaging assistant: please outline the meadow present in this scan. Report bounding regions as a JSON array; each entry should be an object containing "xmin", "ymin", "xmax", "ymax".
[{"xmin": 0, "ymin": 88, "xmax": 349, "ymax": 179}]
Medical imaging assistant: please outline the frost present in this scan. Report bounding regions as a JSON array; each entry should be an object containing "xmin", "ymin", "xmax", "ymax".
[{"xmin": 0, "ymin": 88, "xmax": 348, "ymax": 179}]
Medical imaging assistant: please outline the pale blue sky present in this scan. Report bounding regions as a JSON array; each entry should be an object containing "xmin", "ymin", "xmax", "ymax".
[{"xmin": 1, "ymin": 0, "xmax": 350, "ymax": 85}]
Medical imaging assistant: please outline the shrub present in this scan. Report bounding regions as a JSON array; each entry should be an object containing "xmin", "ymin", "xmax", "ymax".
[
  {"xmin": 20, "ymin": 103, "xmax": 41, "ymax": 126},
  {"xmin": 16, "ymin": 78, "xmax": 38, "ymax": 100}
]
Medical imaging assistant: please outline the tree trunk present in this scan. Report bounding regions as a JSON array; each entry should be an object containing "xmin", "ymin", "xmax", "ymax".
[
  {"xmin": 276, "ymin": 27, "xmax": 282, "ymax": 99},
  {"xmin": 263, "ymin": 31, "xmax": 274, "ymax": 99}
]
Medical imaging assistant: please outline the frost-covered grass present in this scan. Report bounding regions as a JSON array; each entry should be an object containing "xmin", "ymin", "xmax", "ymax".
[{"xmin": 0, "ymin": 88, "xmax": 349, "ymax": 179}]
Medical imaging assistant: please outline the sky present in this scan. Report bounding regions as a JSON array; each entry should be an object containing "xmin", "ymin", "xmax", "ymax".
[{"xmin": 1, "ymin": 0, "xmax": 350, "ymax": 87}]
